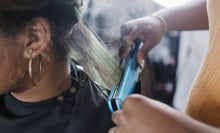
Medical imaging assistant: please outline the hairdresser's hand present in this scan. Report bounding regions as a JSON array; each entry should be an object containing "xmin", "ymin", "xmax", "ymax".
[
  {"xmin": 119, "ymin": 16, "xmax": 166, "ymax": 69},
  {"xmin": 108, "ymin": 94, "xmax": 190, "ymax": 133}
]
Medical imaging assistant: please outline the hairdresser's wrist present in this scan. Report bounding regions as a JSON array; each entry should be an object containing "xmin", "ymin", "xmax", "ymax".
[{"xmin": 150, "ymin": 13, "xmax": 168, "ymax": 34}]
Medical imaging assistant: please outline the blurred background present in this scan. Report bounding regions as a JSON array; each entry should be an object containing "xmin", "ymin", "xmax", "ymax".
[{"xmin": 85, "ymin": 0, "xmax": 209, "ymax": 112}]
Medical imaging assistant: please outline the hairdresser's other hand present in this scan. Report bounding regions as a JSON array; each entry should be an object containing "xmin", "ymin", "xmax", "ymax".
[
  {"xmin": 119, "ymin": 16, "xmax": 166, "ymax": 69},
  {"xmin": 108, "ymin": 94, "xmax": 189, "ymax": 133}
]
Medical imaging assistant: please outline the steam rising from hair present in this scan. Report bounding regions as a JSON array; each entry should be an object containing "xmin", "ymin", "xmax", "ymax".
[
  {"xmin": 86, "ymin": 0, "xmax": 150, "ymax": 56},
  {"xmin": 67, "ymin": 0, "xmax": 122, "ymax": 88},
  {"xmin": 77, "ymin": 0, "xmax": 151, "ymax": 87}
]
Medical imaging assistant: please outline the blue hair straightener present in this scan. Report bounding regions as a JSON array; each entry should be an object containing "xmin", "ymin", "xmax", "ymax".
[{"xmin": 108, "ymin": 40, "xmax": 142, "ymax": 113}]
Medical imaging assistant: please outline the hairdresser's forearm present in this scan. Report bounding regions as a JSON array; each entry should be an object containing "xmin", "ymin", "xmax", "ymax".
[
  {"xmin": 179, "ymin": 115, "xmax": 220, "ymax": 133},
  {"xmin": 154, "ymin": 0, "xmax": 208, "ymax": 31}
]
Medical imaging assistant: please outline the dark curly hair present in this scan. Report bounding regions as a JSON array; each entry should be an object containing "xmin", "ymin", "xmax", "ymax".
[{"xmin": 0, "ymin": 2, "xmax": 81, "ymax": 61}]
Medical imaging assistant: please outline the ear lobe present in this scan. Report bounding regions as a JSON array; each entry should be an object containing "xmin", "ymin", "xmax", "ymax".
[
  {"xmin": 24, "ymin": 48, "xmax": 36, "ymax": 59},
  {"xmin": 23, "ymin": 17, "xmax": 51, "ymax": 59}
]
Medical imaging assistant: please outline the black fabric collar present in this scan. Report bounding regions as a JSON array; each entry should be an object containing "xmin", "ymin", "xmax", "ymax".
[{"xmin": 3, "ymin": 61, "xmax": 81, "ymax": 116}]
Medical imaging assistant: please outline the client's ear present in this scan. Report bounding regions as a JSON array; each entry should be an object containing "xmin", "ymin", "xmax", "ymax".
[{"xmin": 23, "ymin": 17, "xmax": 51, "ymax": 59}]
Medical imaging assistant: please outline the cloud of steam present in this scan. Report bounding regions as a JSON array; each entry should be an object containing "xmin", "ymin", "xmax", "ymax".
[{"xmin": 86, "ymin": 0, "xmax": 153, "ymax": 56}]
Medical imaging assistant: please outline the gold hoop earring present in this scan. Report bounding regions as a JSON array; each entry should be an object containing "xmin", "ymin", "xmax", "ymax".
[{"xmin": 28, "ymin": 51, "xmax": 42, "ymax": 87}]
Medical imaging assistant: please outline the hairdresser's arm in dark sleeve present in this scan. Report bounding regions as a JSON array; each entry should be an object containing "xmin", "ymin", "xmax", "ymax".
[
  {"xmin": 119, "ymin": 0, "xmax": 208, "ymax": 68},
  {"xmin": 108, "ymin": 94, "xmax": 220, "ymax": 133}
]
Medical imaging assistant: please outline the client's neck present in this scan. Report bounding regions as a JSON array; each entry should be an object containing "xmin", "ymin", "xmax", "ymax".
[{"xmin": 11, "ymin": 59, "xmax": 72, "ymax": 102}]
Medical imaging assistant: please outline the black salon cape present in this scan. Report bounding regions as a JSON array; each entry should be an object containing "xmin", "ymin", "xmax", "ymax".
[{"xmin": 0, "ymin": 62, "xmax": 114, "ymax": 133}]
